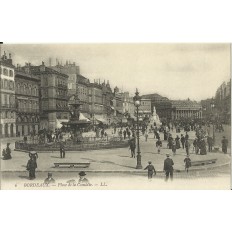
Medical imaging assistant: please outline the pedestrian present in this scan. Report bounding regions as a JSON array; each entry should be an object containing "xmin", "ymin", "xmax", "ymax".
[
  {"xmin": 163, "ymin": 154, "xmax": 174, "ymax": 181},
  {"xmin": 29, "ymin": 150, "xmax": 38, "ymax": 161},
  {"xmin": 26, "ymin": 156, "xmax": 37, "ymax": 180},
  {"xmin": 199, "ymin": 138, "xmax": 207, "ymax": 155},
  {"xmin": 156, "ymin": 138, "xmax": 162, "ymax": 154},
  {"xmin": 59, "ymin": 142, "xmax": 65, "ymax": 158},
  {"xmin": 193, "ymin": 138, "xmax": 197, "ymax": 153},
  {"xmin": 78, "ymin": 171, "xmax": 90, "ymax": 186},
  {"xmin": 181, "ymin": 134, "xmax": 185, "ymax": 149},
  {"xmin": 144, "ymin": 161, "xmax": 156, "ymax": 180},
  {"xmin": 184, "ymin": 155, "xmax": 191, "ymax": 173},
  {"xmin": 4, "ymin": 143, "xmax": 12, "ymax": 160},
  {"xmin": 172, "ymin": 141, "xmax": 176, "ymax": 155},
  {"xmin": 185, "ymin": 139, "xmax": 190, "ymax": 155},
  {"xmin": 207, "ymin": 136, "xmax": 213, "ymax": 152},
  {"xmin": 185, "ymin": 132, "xmax": 189, "ymax": 140},
  {"xmin": 123, "ymin": 130, "xmax": 127, "ymax": 140},
  {"xmin": 168, "ymin": 135, "xmax": 173, "ymax": 149},
  {"xmin": 145, "ymin": 130, "xmax": 148, "ymax": 142},
  {"xmin": 44, "ymin": 172, "xmax": 55, "ymax": 185},
  {"xmin": 221, "ymin": 136, "xmax": 228, "ymax": 154},
  {"xmin": 129, "ymin": 138, "xmax": 136, "ymax": 158},
  {"xmin": 175, "ymin": 135, "xmax": 180, "ymax": 149}
]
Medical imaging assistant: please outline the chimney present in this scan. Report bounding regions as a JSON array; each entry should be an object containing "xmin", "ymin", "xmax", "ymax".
[{"xmin": 39, "ymin": 61, "xmax": 46, "ymax": 72}]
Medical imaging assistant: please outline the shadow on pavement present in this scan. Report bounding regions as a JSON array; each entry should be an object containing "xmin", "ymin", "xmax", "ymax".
[{"xmin": 18, "ymin": 175, "xmax": 30, "ymax": 180}]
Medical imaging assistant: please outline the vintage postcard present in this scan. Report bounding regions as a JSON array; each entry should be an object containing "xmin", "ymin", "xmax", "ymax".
[{"xmin": 0, "ymin": 43, "xmax": 231, "ymax": 190}]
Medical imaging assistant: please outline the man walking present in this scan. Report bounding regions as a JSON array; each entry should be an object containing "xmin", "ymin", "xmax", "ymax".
[
  {"xmin": 184, "ymin": 155, "xmax": 191, "ymax": 173},
  {"xmin": 181, "ymin": 134, "xmax": 185, "ymax": 149},
  {"xmin": 60, "ymin": 142, "xmax": 65, "ymax": 158},
  {"xmin": 129, "ymin": 138, "xmax": 136, "ymax": 158},
  {"xmin": 163, "ymin": 154, "xmax": 174, "ymax": 181},
  {"xmin": 221, "ymin": 136, "xmax": 228, "ymax": 154},
  {"xmin": 207, "ymin": 136, "xmax": 213, "ymax": 152},
  {"xmin": 185, "ymin": 139, "xmax": 190, "ymax": 155},
  {"xmin": 156, "ymin": 138, "xmax": 162, "ymax": 154},
  {"xmin": 144, "ymin": 161, "xmax": 156, "ymax": 180}
]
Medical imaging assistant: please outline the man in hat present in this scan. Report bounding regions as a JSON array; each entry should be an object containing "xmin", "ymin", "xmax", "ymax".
[
  {"xmin": 163, "ymin": 154, "xmax": 174, "ymax": 181},
  {"xmin": 60, "ymin": 142, "xmax": 65, "ymax": 158},
  {"xmin": 144, "ymin": 161, "xmax": 156, "ymax": 180},
  {"xmin": 184, "ymin": 155, "xmax": 191, "ymax": 173},
  {"xmin": 181, "ymin": 134, "xmax": 185, "ymax": 149},
  {"xmin": 78, "ymin": 171, "xmax": 90, "ymax": 186},
  {"xmin": 26, "ymin": 156, "xmax": 37, "ymax": 180},
  {"xmin": 221, "ymin": 136, "xmax": 228, "ymax": 154},
  {"xmin": 44, "ymin": 172, "xmax": 55, "ymax": 185},
  {"xmin": 129, "ymin": 138, "xmax": 136, "ymax": 158}
]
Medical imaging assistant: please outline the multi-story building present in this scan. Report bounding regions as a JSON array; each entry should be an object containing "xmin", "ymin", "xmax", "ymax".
[
  {"xmin": 142, "ymin": 93, "xmax": 172, "ymax": 121},
  {"xmin": 139, "ymin": 99, "xmax": 152, "ymax": 117},
  {"xmin": 122, "ymin": 91, "xmax": 135, "ymax": 117},
  {"xmin": 76, "ymin": 74, "xmax": 90, "ymax": 117},
  {"xmin": 201, "ymin": 98, "xmax": 214, "ymax": 120},
  {"xmin": 101, "ymin": 80, "xmax": 114, "ymax": 124},
  {"xmin": 171, "ymin": 99, "xmax": 202, "ymax": 120},
  {"xmin": 49, "ymin": 60, "xmax": 80, "ymax": 97},
  {"xmin": 14, "ymin": 64, "xmax": 40, "ymax": 136},
  {"xmin": 88, "ymin": 81, "xmax": 105, "ymax": 124},
  {"xmin": 30, "ymin": 62, "xmax": 69, "ymax": 131},
  {"xmin": 0, "ymin": 52, "xmax": 16, "ymax": 137},
  {"xmin": 214, "ymin": 79, "xmax": 231, "ymax": 123}
]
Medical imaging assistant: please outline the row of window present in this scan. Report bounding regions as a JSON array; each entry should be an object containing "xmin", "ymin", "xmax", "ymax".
[
  {"xmin": 1, "ymin": 111, "xmax": 15, "ymax": 119},
  {"xmin": 0, "ymin": 67, "xmax": 14, "ymax": 77},
  {"xmin": 1, "ymin": 79, "xmax": 15, "ymax": 90},
  {"xmin": 17, "ymin": 116, "xmax": 39, "ymax": 123},
  {"xmin": 1, "ymin": 94, "xmax": 15, "ymax": 105},
  {"xmin": 16, "ymin": 83, "xmax": 39, "ymax": 96}
]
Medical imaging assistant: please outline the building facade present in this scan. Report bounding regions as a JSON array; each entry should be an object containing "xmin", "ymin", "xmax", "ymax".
[
  {"xmin": 76, "ymin": 74, "xmax": 90, "ymax": 116},
  {"xmin": 171, "ymin": 100, "xmax": 202, "ymax": 120},
  {"xmin": 0, "ymin": 52, "xmax": 16, "ymax": 137},
  {"xmin": 15, "ymin": 64, "xmax": 40, "ymax": 136},
  {"xmin": 139, "ymin": 98, "xmax": 152, "ymax": 117},
  {"xmin": 49, "ymin": 60, "xmax": 80, "ymax": 97},
  {"xmin": 214, "ymin": 79, "xmax": 231, "ymax": 123},
  {"xmin": 30, "ymin": 62, "xmax": 69, "ymax": 131}
]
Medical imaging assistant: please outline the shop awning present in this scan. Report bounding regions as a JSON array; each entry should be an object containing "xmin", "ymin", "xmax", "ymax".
[
  {"xmin": 79, "ymin": 113, "xmax": 90, "ymax": 122},
  {"xmin": 94, "ymin": 115, "xmax": 107, "ymax": 124}
]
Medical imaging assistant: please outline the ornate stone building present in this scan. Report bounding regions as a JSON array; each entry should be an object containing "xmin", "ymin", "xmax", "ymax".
[
  {"xmin": 0, "ymin": 52, "xmax": 16, "ymax": 137},
  {"xmin": 30, "ymin": 62, "xmax": 69, "ymax": 131},
  {"xmin": 171, "ymin": 99, "xmax": 202, "ymax": 120},
  {"xmin": 15, "ymin": 64, "xmax": 40, "ymax": 136}
]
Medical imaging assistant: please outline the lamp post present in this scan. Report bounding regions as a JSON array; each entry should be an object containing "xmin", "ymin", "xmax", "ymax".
[
  {"xmin": 133, "ymin": 88, "xmax": 142, "ymax": 169},
  {"xmin": 210, "ymin": 99, "xmax": 215, "ymax": 145}
]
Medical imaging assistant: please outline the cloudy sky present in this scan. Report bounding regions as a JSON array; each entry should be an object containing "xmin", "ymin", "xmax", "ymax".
[{"xmin": 1, "ymin": 43, "xmax": 231, "ymax": 101}]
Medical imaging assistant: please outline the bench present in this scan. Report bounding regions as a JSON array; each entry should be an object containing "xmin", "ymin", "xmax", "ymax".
[
  {"xmin": 54, "ymin": 162, "xmax": 90, "ymax": 168},
  {"xmin": 191, "ymin": 159, "xmax": 217, "ymax": 166}
]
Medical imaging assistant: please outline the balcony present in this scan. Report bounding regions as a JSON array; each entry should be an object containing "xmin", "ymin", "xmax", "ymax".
[
  {"xmin": 17, "ymin": 108, "xmax": 40, "ymax": 113},
  {"xmin": 1, "ymin": 104, "xmax": 16, "ymax": 109}
]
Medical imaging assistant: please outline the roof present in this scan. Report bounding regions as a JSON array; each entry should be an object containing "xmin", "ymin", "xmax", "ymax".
[
  {"xmin": 30, "ymin": 66, "xmax": 68, "ymax": 78},
  {"xmin": 171, "ymin": 100, "xmax": 201, "ymax": 109}
]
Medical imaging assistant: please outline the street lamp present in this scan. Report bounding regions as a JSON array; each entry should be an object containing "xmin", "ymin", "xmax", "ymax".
[
  {"xmin": 133, "ymin": 88, "xmax": 142, "ymax": 169},
  {"xmin": 210, "ymin": 98, "xmax": 215, "ymax": 145}
]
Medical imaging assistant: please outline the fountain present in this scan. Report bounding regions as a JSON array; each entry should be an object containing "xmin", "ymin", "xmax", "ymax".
[{"xmin": 61, "ymin": 95, "xmax": 91, "ymax": 142}]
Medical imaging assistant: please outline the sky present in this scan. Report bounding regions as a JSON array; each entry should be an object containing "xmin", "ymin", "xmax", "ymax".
[{"xmin": 1, "ymin": 43, "xmax": 231, "ymax": 101}]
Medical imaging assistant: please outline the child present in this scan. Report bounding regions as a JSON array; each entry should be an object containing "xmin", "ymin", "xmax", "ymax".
[{"xmin": 184, "ymin": 155, "xmax": 191, "ymax": 173}]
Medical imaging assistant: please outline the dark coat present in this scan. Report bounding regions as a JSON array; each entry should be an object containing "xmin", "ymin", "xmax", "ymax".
[
  {"xmin": 144, "ymin": 164, "xmax": 156, "ymax": 175},
  {"xmin": 27, "ymin": 159, "xmax": 37, "ymax": 171},
  {"xmin": 163, "ymin": 158, "xmax": 174, "ymax": 171}
]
